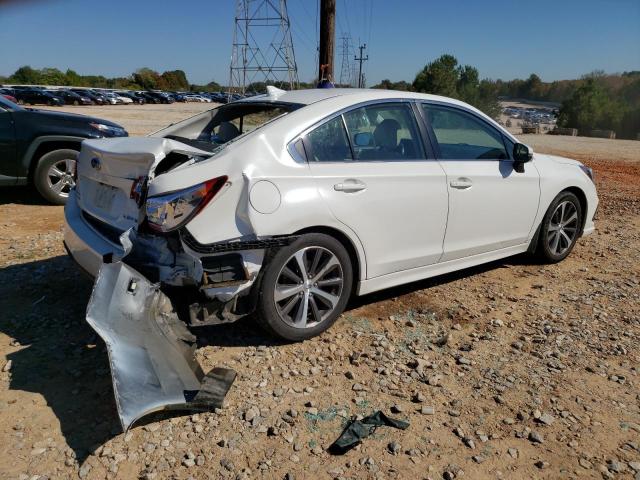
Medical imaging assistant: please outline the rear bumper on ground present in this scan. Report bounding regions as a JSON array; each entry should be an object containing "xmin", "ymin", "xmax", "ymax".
[{"xmin": 63, "ymin": 190, "xmax": 124, "ymax": 277}]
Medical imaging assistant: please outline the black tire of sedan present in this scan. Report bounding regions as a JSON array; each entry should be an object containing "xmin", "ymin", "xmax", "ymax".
[
  {"xmin": 33, "ymin": 149, "xmax": 78, "ymax": 205},
  {"xmin": 256, "ymin": 233, "xmax": 353, "ymax": 341},
  {"xmin": 535, "ymin": 191, "xmax": 583, "ymax": 263}
]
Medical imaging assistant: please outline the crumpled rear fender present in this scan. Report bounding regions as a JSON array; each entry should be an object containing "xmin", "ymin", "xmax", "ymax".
[{"xmin": 86, "ymin": 261, "xmax": 236, "ymax": 431}]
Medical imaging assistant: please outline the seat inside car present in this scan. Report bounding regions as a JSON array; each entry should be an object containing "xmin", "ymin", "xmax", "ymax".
[{"xmin": 217, "ymin": 121, "xmax": 240, "ymax": 142}]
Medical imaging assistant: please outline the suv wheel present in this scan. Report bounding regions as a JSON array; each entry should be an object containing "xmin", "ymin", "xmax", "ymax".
[
  {"xmin": 535, "ymin": 191, "xmax": 583, "ymax": 263},
  {"xmin": 33, "ymin": 149, "xmax": 78, "ymax": 205},
  {"xmin": 256, "ymin": 233, "xmax": 353, "ymax": 341}
]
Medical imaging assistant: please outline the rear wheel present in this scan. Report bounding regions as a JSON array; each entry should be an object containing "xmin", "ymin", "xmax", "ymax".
[
  {"xmin": 256, "ymin": 233, "xmax": 353, "ymax": 341},
  {"xmin": 534, "ymin": 191, "xmax": 582, "ymax": 263},
  {"xmin": 33, "ymin": 149, "xmax": 78, "ymax": 205}
]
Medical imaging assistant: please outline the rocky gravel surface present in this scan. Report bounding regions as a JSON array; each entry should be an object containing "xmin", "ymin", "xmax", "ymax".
[{"xmin": 0, "ymin": 135, "xmax": 638, "ymax": 479}]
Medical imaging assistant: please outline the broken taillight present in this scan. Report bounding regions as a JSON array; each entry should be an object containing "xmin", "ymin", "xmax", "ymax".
[
  {"xmin": 130, "ymin": 176, "xmax": 148, "ymax": 206},
  {"xmin": 145, "ymin": 176, "xmax": 228, "ymax": 233}
]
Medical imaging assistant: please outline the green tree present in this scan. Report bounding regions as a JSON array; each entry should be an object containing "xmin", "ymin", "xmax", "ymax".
[
  {"xmin": 412, "ymin": 54, "xmax": 501, "ymax": 118},
  {"xmin": 557, "ymin": 78, "xmax": 624, "ymax": 133},
  {"xmin": 133, "ymin": 68, "xmax": 166, "ymax": 90},
  {"xmin": 413, "ymin": 54, "xmax": 459, "ymax": 98},
  {"xmin": 10, "ymin": 66, "xmax": 41, "ymax": 84},
  {"xmin": 372, "ymin": 79, "xmax": 412, "ymax": 91},
  {"xmin": 161, "ymin": 70, "xmax": 189, "ymax": 90}
]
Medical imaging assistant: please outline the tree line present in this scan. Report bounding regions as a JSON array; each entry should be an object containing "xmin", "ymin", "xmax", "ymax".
[
  {"xmin": 372, "ymin": 56, "xmax": 640, "ymax": 139},
  {"xmin": 0, "ymin": 66, "xmax": 223, "ymax": 93},
  {"xmin": 3, "ymin": 60, "xmax": 639, "ymax": 138}
]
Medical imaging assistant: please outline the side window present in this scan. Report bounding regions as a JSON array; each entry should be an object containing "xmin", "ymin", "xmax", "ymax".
[
  {"xmin": 343, "ymin": 103, "xmax": 424, "ymax": 160},
  {"xmin": 422, "ymin": 104, "xmax": 508, "ymax": 160},
  {"xmin": 305, "ymin": 115, "xmax": 352, "ymax": 162}
]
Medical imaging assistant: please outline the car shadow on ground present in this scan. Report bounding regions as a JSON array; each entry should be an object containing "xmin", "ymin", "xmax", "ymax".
[
  {"xmin": 0, "ymin": 255, "xmax": 117, "ymax": 463},
  {"xmin": 0, "ymin": 186, "xmax": 49, "ymax": 206},
  {"xmin": 0, "ymin": 252, "xmax": 532, "ymax": 462}
]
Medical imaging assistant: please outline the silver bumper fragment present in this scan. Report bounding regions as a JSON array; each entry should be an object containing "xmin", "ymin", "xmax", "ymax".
[{"xmin": 87, "ymin": 262, "xmax": 236, "ymax": 431}]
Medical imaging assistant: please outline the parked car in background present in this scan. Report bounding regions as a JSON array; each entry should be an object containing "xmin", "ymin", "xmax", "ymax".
[
  {"xmin": 70, "ymin": 89, "xmax": 106, "ymax": 105},
  {"xmin": 115, "ymin": 93, "xmax": 134, "ymax": 104},
  {"xmin": 13, "ymin": 88, "xmax": 64, "ymax": 106},
  {"xmin": 116, "ymin": 91, "xmax": 145, "ymax": 105},
  {"xmin": 134, "ymin": 91, "xmax": 157, "ymax": 104},
  {"xmin": 184, "ymin": 94, "xmax": 209, "ymax": 103},
  {"xmin": 47, "ymin": 89, "xmax": 93, "ymax": 106},
  {"xmin": 94, "ymin": 90, "xmax": 118, "ymax": 105},
  {"xmin": 0, "ymin": 95, "xmax": 127, "ymax": 204},
  {"xmin": 145, "ymin": 91, "xmax": 174, "ymax": 104},
  {"xmin": 167, "ymin": 92, "xmax": 186, "ymax": 102},
  {"xmin": 0, "ymin": 88, "xmax": 18, "ymax": 103}
]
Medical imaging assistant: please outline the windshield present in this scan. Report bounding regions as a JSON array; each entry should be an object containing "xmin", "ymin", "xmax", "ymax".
[{"xmin": 155, "ymin": 102, "xmax": 301, "ymax": 153}]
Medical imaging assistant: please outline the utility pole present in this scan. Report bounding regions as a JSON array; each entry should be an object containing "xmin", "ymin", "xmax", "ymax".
[
  {"xmin": 355, "ymin": 43, "xmax": 368, "ymax": 88},
  {"xmin": 318, "ymin": 0, "xmax": 335, "ymax": 82}
]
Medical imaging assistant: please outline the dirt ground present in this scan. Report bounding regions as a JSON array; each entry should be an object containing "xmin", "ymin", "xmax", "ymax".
[{"xmin": 0, "ymin": 104, "xmax": 638, "ymax": 480}]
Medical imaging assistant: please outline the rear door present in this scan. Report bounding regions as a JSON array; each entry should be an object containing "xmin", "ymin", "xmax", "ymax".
[
  {"xmin": 421, "ymin": 103, "xmax": 540, "ymax": 261},
  {"xmin": 0, "ymin": 103, "xmax": 17, "ymax": 181},
  {"xmin": 305, "ymin": 101, "xmax": 449, "ymax": 278}
]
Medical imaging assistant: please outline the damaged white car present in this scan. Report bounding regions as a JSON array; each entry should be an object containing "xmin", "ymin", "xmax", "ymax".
[{"xmin": 64, "ymin": 87, "xmax": 598, "ymax": 428}]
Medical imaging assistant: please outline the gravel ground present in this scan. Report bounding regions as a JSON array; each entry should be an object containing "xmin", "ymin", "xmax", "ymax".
[{"xmin": 0, "ymin": 104, "xmax": 639, "ymax": 480}]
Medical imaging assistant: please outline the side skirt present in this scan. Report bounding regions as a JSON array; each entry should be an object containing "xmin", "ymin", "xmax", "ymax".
[{"xmin": 357, "ymin": 243, "xmax": 530, "ymax": 296}]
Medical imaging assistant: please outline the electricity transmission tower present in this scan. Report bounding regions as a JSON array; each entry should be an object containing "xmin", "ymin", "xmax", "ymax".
[
  {"xmin": 228, "ymin": 0, "xmax": 299, "ymax": 94},
  {"xmin": 338, "ymin": 35, "xmax": 353, "ymax": 86}
]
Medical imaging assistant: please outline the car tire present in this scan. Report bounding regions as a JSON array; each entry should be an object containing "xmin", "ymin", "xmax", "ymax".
[
  {"xmin": 534, "ymin": 191, "xmax": 583, "ymax": 263},
  {"xmin": 256, "ymin": 233, "xmax": 353, "ymax": 341},
  {"xmin": 17, "ymin": 99, "xmax": 24, "ymax": 105},
  {"xmin": 73, "ymin": 100, "xmax": 79, "ymax": 106},
  {"xmin": 33, "ymin": 148, "xmax": 79, "ymax": 205}
]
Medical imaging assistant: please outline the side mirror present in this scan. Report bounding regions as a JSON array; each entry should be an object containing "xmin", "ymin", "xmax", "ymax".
[
  {"xmin": 354, "ymin": 132, "xmax": 373, "ymax": 147},
  {"xmin": 513, "ymin": 143, "xmax": 533, "ymax": 163}
]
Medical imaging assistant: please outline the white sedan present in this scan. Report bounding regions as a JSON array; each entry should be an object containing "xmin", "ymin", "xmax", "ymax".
[
  {"xmin": 64, "ymin": 87, "xmax": 597, "ymax": 428},
  {"xmin": 65, "ymin": 87, "xmax": 597, "ymax": 341}
]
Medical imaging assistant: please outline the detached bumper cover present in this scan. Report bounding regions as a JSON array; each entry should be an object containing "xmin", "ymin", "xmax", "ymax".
[{"xmin": 87, "ymin": 261, "xmax": 236, "ymax": 431}]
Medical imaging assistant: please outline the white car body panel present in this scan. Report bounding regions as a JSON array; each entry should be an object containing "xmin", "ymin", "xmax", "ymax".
[
  {"xmin": 439, "ymin": 159, "xmax": 540, "ymax": 261},
  {"xmin": 308, "ymin": 160, "xmax": 448, "ymax": 277}
]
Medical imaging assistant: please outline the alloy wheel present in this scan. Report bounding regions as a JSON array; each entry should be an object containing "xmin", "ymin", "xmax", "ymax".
[
  {"xmin": 46, "ymin": 158, "xmax": 76, "ymax": 198},
  {"xmin": 547, "ymin": 200, "xmax": 578, "ymax": 256},
  {"xmin": 274, "ymin": 246, "xmax": 344, "ymax": 328}
]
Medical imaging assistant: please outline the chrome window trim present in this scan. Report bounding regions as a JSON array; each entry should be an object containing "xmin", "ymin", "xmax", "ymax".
[
  {"xmin": 420, "ymin": 100, "xmax": 518, "ymax": 162},
  {"xmin": 288, "ymin": 98, "xmax": 431, "ymax": 164}
]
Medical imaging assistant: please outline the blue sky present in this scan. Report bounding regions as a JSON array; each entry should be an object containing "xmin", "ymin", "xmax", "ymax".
[{"xmin": 0, "ymin": 0, "xmax": 638, "ymax": 85}]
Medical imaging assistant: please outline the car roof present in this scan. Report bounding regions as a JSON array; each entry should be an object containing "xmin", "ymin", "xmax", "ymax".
[{"xmin": 236, "ymin": 87, "xmax": 471, "ymax": 108}]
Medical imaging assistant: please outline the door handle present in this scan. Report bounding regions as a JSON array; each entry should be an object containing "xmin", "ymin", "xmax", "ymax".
[
  {"xmin": 334, "ymin": 179, "xmax": 367, "ymax": 193},
  {"xmin": 449, "ymin": 178, "xmax": 473, "ymax": 189}
]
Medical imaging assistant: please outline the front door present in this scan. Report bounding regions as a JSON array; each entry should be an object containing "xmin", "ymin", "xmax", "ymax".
[
  {"xmin": 305, "ymin": 102, "xmax": 449, "ymax": 278},
  {"xmin": 0, "ymin": 107, "xmax": 17, "ymax": 182},
  {"xmin": 421, "ymin": 103, "xmax": 540, "ymax": 261}
]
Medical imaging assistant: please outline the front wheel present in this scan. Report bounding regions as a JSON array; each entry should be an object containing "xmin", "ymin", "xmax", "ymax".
[
  {"xmin": 33, "ymin": 149, "xmax": 78, "ymax": 205},
  {"xmin": 256, "ymin": 233, "xmax": 353, "ymax": 341},
  {"xmin": 534, "ymin": 191, "xmax": 583, "ymax": 263}
]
